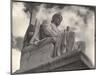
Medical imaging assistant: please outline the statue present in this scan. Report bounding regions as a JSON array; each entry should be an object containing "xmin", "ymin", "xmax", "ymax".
[
  {"xmin": 21, "ymin": 13, "xmax": 62, "ymax": 55},
  {"xmin": 21, "ymin": 12, "xmax": 76, "ymax": 60},
  {"xmin": 65, "ymin": 26, "xmax": 75, "ymax": 53}
]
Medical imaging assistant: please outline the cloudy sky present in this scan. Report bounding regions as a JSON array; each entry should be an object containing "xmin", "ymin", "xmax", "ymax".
[{"xmin": 12, "ymin": 1, "xmax": 95, "ymax": 72}]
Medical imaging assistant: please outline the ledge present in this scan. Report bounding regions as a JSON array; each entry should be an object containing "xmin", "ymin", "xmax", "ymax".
[{"xmin": 14, "ymin": 50, "xmax": 94, "ymax": 74}]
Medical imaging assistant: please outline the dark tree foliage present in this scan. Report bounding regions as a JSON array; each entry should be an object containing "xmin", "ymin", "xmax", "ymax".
[
  {"xmin": 23, "ymin": 2, "xmax": 41, "ymax": 13},
  {"xmin": 15, "ymin": 37, "xmax": 24, "ymax": 51}
]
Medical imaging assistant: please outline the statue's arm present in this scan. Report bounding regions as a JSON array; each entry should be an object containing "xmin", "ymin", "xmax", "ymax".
[
  {"xmin": 30, "ymin": 19, "xmax": 40, "ymax": 44},
  {"xmin": 43, "ymin": 24, "xmax": 58, "ymax": 37}
]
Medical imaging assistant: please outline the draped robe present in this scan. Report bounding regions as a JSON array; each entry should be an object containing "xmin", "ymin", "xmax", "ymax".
[{"xmin": 22, "ymin": 19, "xmax": 67, "ymax": 57}]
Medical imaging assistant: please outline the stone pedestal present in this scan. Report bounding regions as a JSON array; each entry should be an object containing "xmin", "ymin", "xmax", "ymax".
[{"xmin": 14, "ymin": 47, "xmax": 93, "ymax": 74}]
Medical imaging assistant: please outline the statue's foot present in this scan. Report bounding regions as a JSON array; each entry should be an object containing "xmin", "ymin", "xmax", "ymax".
[{"xmin": 51, "ymin": 53, "xmax": 58, "ymax": 58}]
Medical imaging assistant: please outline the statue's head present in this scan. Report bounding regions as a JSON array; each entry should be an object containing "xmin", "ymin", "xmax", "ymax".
[
  {"xmin": 51, "ymin": 13, "xmax": 63, "ymax": 27},
  {"xmin": 66, "ymin": 26, "xmax": 70, "ymax": 31}
]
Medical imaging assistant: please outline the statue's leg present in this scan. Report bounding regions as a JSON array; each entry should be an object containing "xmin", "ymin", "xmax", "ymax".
[
  {"xmin": 51, "ymin": 38, "xmax": 58, "ymax": 58},
  {"xmin": 51, "ymin": 45, "xmax": 58, "ymax": 58},
  {"xmin": 51, "ymin": 35, "xmax": 62, "ymax": 58},
  {"xmin": 37, "ymin": 37, "xmax": 53, "ymax": 48},
  {"xmin": 20, "ymin": 44, "xmax": 38, "ymax": 63},
  {"xmin": 22, "ymin": 44, "xmax": 37, "ymax": 53}
]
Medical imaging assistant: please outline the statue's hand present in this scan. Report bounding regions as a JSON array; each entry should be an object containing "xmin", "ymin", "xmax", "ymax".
[
  {"xmin": 30, "ymin": 39, "xmax": 40, "ymax": 46},
  {"xmin": 30, "ymin": 41, "xmax": 34, "ymax": 44}
]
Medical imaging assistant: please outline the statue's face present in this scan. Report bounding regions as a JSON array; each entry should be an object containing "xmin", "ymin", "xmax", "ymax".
[
  {"xmin": 56, "ymin": 18, "xmax": 61, "ymax": 25},
  {"xmin": 53, "ymin": 17, "xmax": 62, "ymax": 27}
]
